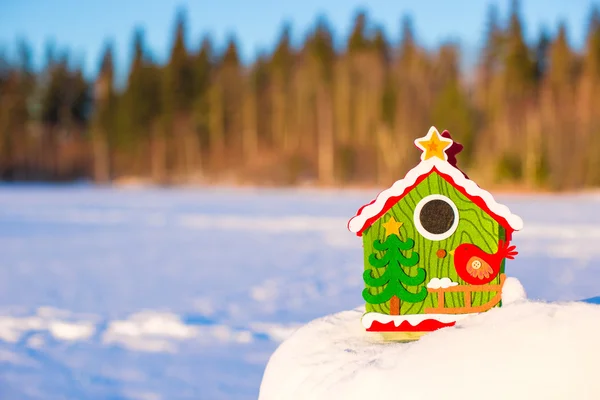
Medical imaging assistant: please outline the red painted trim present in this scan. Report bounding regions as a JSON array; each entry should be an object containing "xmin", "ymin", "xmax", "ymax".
[
  {"xmin": 355, "ymin": 171, "xmax": 434, "ymax": 236},
  {"xmin": 349, "ymin": 197, "xmax": 379, "ymax": 231},
  {"xmin": 354, "ymin": 168, "xmax": 514, "ymax": 237},
  {"xmin": 434, "ymin": 169, "xmax": 514, "ymax": 237},
  {"xmin": 366, "ymin": 319, "xmax": 456, "ymax": 332}
]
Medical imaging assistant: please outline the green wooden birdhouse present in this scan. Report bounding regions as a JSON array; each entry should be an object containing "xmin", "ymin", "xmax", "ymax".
[{"xmin": 348, "ymin": 126, "xmax": 523, "ymax": 339}]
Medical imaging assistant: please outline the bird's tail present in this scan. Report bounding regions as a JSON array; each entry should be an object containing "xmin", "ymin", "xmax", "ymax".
[{"xmin": 498, "ymin": 239, "xmax": 518, "ymax": 260}]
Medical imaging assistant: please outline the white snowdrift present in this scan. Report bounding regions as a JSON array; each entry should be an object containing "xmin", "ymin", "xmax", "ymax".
[
  {"xmin": 0, "ymin": 307, "xmax": 96, "ymax": 343},
  {"xmin": 259, "ymin": 277, "xmax": 600, "ymax": 400}
]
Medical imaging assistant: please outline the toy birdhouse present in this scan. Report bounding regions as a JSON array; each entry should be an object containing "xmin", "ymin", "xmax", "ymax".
[{"xmin": 348, "ymin": 126, "xmax": 523, "ymax": 340}]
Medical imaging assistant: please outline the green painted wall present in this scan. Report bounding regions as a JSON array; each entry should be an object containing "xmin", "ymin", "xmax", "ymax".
[{"xmin": 362, "ymin": 172, "xmax": 505, "ymax": 315}]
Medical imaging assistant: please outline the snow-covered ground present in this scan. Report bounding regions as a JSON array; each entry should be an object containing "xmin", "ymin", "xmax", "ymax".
[
  {"xmin": 259, "ymin": 280, "xmax": 600, "ymax": 400},
  {"xmin": 0, "ymin": 184, "xmax": 599, "ymax": 399}
]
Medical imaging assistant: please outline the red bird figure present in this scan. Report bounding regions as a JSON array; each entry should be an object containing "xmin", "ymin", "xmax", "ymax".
[{"xmin": 453, "ymin": 240, "xmax": 518, "ymax": 285}]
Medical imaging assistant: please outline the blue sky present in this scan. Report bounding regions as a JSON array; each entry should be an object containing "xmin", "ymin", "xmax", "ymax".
[{"xmin": 1, "ymin": 0, "xmax": 598, "ymax": 81}]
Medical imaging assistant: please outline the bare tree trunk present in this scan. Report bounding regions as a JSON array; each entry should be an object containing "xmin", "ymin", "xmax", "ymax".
[
  {"xmin": 184, "ymin": 127, "xmax": 200, "ymax": 181},
  {"xmin": 173, "ymin": 113, "xmax": 198, "ymax": 181},
  {"xmin": 524, "ymin": 110, "xmax": 542, "ymax": 187},
  {"xmin": 150, "ymin": 124, "xmax": 167, "ymax": 184},
  {"xmin": 91, "ymin": 130, "xmax": 110, "ymax": 183},
  {"xmin": 295, "ymin": 69, "xmax": 312, "ymax": 153},
  {"xmin": 316, "ymin": 85, "xmax": 334, "ymax": 185},
  {"xmin": 334, "ymin": 59, "xmax": 351, "ymax": 146},
  {"xmin": 242, "ymin": 86, "xmax": 258, "ymax": 162},
  {"xmin": 209, "ymin": 84, "xmax": 224, "ymax": 167},
  {"xmin": 173, "ymin": 118, "xmax": 185, "ymax": 179},
  {"xmin": 49, "ymin": 126, "xmax": 59, "ymax": 180},
  {"xmin": 271, "ymin": 75, "xmax": 287, "ymax": 151},
  {"xmin": 376, "ymin": 124, "xmax": 404, "ymax": 184}
]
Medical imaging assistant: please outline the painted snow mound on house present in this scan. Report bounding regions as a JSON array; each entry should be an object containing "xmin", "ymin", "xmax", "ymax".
[
  {"xmin": 259, "ymin": 277, "xmax": 600, "ymax": 400},
  {"xmin": 426, "ymin": 277, "xmax": 459, "ymax": 289},
  {"xmin": 347, "ymin": 156, "xmax": 524, "ymax": 234}
]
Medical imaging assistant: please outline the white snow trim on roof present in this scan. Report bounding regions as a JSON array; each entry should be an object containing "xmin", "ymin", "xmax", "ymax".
[
  {"xmin": 348, "ymin": 157, "xmax": 524, "ymax": 233},
  {"xmin": 426, "ymin": 277, "xmax": 458, "ymax": 289},
  {"xmin": 361, "ymin": 312, "xmax": 476, "ymax": 329}
]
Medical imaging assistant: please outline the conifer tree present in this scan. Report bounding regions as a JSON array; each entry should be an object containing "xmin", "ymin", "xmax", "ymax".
[
  {"xmin": 40, "ymin": 52, "xmax": 68, "ymax": 152},
  {"xmin": 580, "ymin": 7, "xmax": 600, "ymax": 186},
  {"xmin": 542, "ymin": 23, "xmax": 575, "ymax": 189},
  {"xmin": 479, "ymin": 4, "xmax": 503, "ymax": 90},
  {"xmin": 534, "ymin": 29, "xmax": 551, "ymax": 84},
  {"xmin": 91, "ymin": 43, "xmax": 116, "ymax": 182},
  {"xmin": 431, "ymin": 45, "xmax": 475, "ymax": 165},
  {"xmin": 3, "ymin": 5, "xmax": 600, "ymax": 189},
  {"xmin": 122, "ymin": 29, "xmax": 163, "ymax": 180},
  {"xmin": 348, "ymin": 10, "xmax": 369, "ymax": 53},
  {"xmin": 241, "ymin": 60, "xmax": 260, "ymax": 163},
  {"xmin": 394, "ymin": 15, "xmax": 428, "ymax": 173},
  {"xmin": 307, "ymin": 17, "xmax": 335, "ymax": 184},
  {"xmin": 346, "ymin": 12, "xmax": 370, "ymax": 152},
  {"xmin": 218, "ymin": 36, "xmax": 243, "ymax": 161},
  {"xmin": 203, "ymin": 35, "xmax": 241, "ymax": 170},
  {"xmin": 122, "ymin": 29, "xmax": 147, "ymax": 149},
  {"xmin": 164, "ymin": 9, "xmax": 195, "ymax": 113},
  {"xmin": 192, "ymin": 36, "xmax": 214, "ymax": 158},
  {"xmin": 398, "ymin": 15, "xmax": 417, "ymax": 69},
  {"xmin": 548, "ymin": 24, "xmax": 575, "ymax": 92},
  {"xmin": 163, "ymin": 9, "xmax": 197, "ymax": 177},
  {"xmin": 504, "ymin": 0, "xmax": 535, "ymax": 99},
  {"xmin": 37, "ymin": 49, "xmax": 91, "ymax": 179},
  {"xmin": 372, "ymin": 26, "xmax": 390, "ymax": 65},
  {"xmin": 2, "ymin": 40, "xmax": 35, "ymax": 177},
  {"xmin": 270, "ymin": 23, "xmax": 294, "ymax": 152},
  {"xmin": 248, "ymin": 55, "xmax": 270, "ymax": 158}
]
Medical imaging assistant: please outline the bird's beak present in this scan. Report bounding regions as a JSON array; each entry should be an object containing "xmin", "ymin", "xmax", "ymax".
[{"xmin": 448, "ymin": 249, "xmax": 455, "ymax": 256}]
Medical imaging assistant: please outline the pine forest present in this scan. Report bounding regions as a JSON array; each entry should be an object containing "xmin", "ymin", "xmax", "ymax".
[{"xmin": 1, "ymin": 3, "xmax": 600, "ymax": 190}]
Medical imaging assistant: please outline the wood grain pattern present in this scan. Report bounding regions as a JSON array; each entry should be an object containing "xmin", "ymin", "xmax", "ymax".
[{"xmin": 363, "ymin": 172, "xmax": 502, "ymax": 315}]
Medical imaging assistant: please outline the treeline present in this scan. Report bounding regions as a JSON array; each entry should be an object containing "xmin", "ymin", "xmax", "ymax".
[{"xmin": 1, "ymin": 2, "xmax": 600, "ymax": 189}]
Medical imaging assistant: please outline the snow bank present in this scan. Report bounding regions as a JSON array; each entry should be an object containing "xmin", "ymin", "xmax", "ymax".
[
  {"xmin": 249, "ymin": 322, "xmax": 304, "ymax": 342},
  {"xmin": 180, "ymin": 214, "xmax": 344, "ymax": 233},
  {"xmin": 102, "ymin": 311, "xmax": 199, "ymax": 353},
  {"xmin": 259, "ymin": 278, "xmax": 600, "ymax": 400},
  {"xmin": 0, "ymin": 307, "xmax": 96, "ymax": 343},
  {"xmin": 101, "ymin": 310, "xmax": 255, "ymax": 352},
  {"xmin": 48, "ymin": 321, "xmax": 95, "ymax": 341}
]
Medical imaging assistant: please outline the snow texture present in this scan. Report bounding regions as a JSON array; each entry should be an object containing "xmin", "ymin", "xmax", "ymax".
[
  {"xmin": 260, "ymin": 280, "xmax": 600, "ymax": 400},
  {"xmin": 0, "ymin": 184, "xmax": 599, "ymax": 399}
]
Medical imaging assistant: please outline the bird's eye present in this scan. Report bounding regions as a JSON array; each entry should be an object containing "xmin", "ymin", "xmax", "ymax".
[{"xmin": 413, "ymin": 194, "xmax": 459, "ymax": 241}]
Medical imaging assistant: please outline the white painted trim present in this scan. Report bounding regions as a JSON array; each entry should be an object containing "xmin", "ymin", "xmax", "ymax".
[
  {"xmin": 348, "ymin": 157, "xmax": 524, "ymax": 233},
  {"xmin": 361, "ymin": 312, "xmax": 477, "ymax": 329},
  {"xmin": 413, "ymin": 194, "xmax": 459, "ymax": 241}
]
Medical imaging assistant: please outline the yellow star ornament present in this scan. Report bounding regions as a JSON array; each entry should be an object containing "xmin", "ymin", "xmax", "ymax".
[
  {"xmin": 414, "ymin": 126, "xmax": 453, "ymax": 161},
  {"xmin": 382, "ymin": 216, "xmax": 403, "ymax": 238}
]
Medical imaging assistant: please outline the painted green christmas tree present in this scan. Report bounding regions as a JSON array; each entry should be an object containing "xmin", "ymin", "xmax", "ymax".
[{"xmin": 363, "ymin": 218, "xmax": 428, "ymax": 315}]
